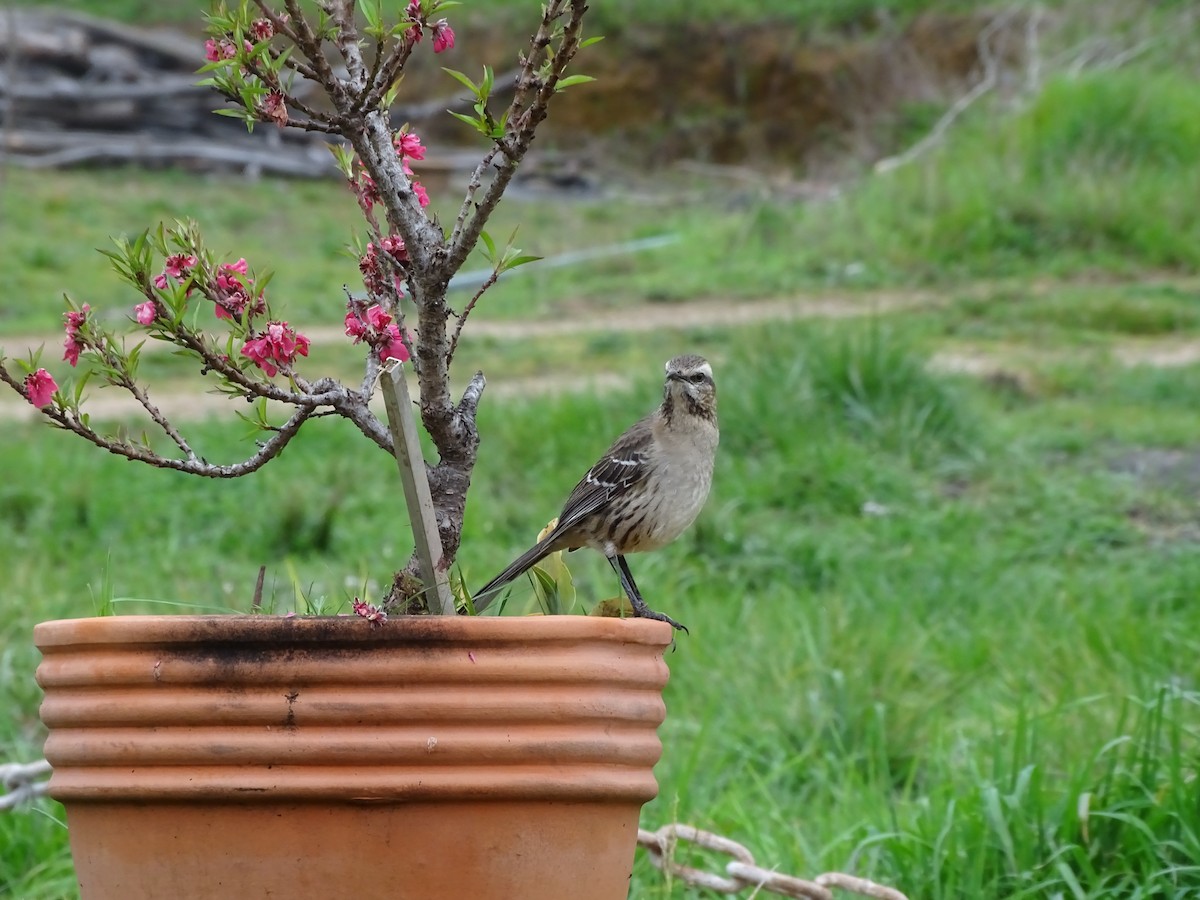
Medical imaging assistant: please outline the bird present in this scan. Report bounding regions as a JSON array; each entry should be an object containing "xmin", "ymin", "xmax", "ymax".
[{"xmin": 474, "ymin": 354, "xmax": 719, "ymax": 632}]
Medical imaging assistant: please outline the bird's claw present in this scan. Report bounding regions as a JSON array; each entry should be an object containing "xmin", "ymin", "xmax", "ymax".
[{"xmin": 635, "ymin": 605, "xmax": 689, "ymax": 635}]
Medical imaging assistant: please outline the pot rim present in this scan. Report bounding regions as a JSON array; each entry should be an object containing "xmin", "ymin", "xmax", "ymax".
[{"xmin": 34, "ymin": 613, "xmax": 675, "ymax": 648}]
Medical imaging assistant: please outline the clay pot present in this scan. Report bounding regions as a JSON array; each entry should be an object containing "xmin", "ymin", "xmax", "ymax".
[{"xmin": 35, "ymin": 614, "xmax": 673, "ymax": 899}]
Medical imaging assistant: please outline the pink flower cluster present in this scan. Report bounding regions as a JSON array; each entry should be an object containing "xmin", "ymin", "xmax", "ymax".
[
  {"xmin": 249, "ymin": 17, "xmax": 275, "ymax": 42},
  {"xmin": 134, "ymin": 301, "xmax": 158, "ymax": 325},
  {"xmin": 403, "ymin": 1, "xmax": 455, "ymax": 54},
  {"xmin": 204, "ymin": 37, "xmax": 254, "ymax": 61},
  {"xmin": 261, "ymin": 91, "xmax": 287, "ymax": 128},
  {"xmin": 359, "ymin": 236, "xmax": 408, "ymax": 298},
  {"xmin": 241, "ymin": 321, "xmax": 310, "ymax": 377},
  {"xmin": 153, "ymin": 253, "xmax": 198, "ymax": 291},
  {"xmin": 432, "ymin": 19, "xmax": 455, "ymax": 53},
  {"xmin": 214, "ymin": 258, "xmax": 264, "ymax": 322},
  {"xmin": 344, "ymin": 303, "xmax": 410, "ymax": 363},
  {"xmin": 395, "ymin": 132, "xmax": 431, "ymax": 208},
  {"xmin": 352, "ymin": 598, "xmax": 388, "ymax": 627},
  {"xmin": 63, "ymin": 304, "xmax": 90, "ymax": 366},
  {"xmin": 352, "ymin": 131, "xmax": 431, "ymax": 212},
  {"xmin": 24, "ymin": 368, "xmax": 57, "ymax": 408}
]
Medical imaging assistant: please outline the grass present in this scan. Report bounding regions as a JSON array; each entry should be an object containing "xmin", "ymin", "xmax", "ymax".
[
  {"xmin": 5, "ymin": 63, "xmax": 1198, "ymax": 342},
  {"xmin": 5, "ymin": 311, "xmax": 1200, "ymax": 897}
]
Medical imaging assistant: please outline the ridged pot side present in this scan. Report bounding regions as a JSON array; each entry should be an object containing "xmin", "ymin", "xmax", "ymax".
[{"xmin": 35, "ymin": 615, "xmax": 673, "ymax": 900}]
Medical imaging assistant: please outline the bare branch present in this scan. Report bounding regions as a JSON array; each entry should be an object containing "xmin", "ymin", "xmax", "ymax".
[
  {"xmin": 282, "ymin": 0, "xmax": 346, "ymax": 105},
  {"xmin": 120, "ymin": 374, "xmax": 197, "ymax": 460},
  {"xmin": 324, "ymin": 0, "xmax": 369, "ymax": 95},
  {"xmin": 448, "ymin": 145, "xmax": 505, "ymax": 255},
  {"xmin": 445, "ymin": 0, "xmax": 590, "ymax": 272},
  {"xmin": 45, "ymin": 401, "xmax": 319, "ymax": 478},
  {"xmin": 447, "ymin": 268, "xmax": 501, "ymax": 364},
  {"xmin": 458, "ymin": 370, "xmax": 486, "ymax": 422}
]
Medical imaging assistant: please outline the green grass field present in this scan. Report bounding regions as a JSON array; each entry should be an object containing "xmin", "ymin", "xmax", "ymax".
[
  {"xmin": 4, "ymin": 1, "xmax": 1200, "ymax": 897},
  {"xmin": 4, "ymin": 312, "xmax": 1200, "ymax": 897}
]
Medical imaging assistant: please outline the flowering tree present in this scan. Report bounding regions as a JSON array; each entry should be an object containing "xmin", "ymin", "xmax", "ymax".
[{"xmin": 0, "ymin": 0, "xmax": 595, "ymax": 612}]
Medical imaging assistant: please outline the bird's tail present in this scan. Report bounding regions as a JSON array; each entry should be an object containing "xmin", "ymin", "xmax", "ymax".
[{"xmin": 473, "ymin": 538, "xmax": 558, "ymax": 612}]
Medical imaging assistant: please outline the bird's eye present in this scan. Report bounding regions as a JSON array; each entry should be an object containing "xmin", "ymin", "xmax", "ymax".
[{"xmin": 688, "ymin": 373, "xmax": 706, "ymax": 384}]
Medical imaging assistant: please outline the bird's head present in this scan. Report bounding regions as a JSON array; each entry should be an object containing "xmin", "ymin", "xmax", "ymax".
[{"xmin": 663, "ymin": 354, "xmax": 716, "ymax": 419}]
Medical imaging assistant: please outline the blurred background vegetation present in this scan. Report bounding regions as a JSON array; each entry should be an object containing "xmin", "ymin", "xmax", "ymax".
[{"xmin": 2, "ymin": 0, "xmax": 1200, "ymax": 897}]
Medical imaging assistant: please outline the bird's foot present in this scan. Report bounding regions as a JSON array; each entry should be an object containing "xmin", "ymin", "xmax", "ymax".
[{"xmin": 630, "ymin": 600, "xmax": 689, "ymax": 635}]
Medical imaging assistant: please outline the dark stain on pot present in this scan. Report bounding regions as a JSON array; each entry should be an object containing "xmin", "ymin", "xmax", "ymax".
[{"xmin": 284, "ymin": 690, "xmax": 300, "ymax": 729}]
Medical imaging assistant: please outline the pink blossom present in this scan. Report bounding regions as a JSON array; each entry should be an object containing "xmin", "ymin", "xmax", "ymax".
[
  {"xmin": 214, "ymin": 261, "xmax": 262, "ymax": 321},
  {"xmin": 353, "ymin": 169, "xmax": 379, "ymax": 211},
  {"xmin": 380, "ymin": 323, "xmax": 410, "ymax": 363},
  {"xmin": 359, "ymin": 242, "xmax": 385, "ymax": 295},
  {"xmin": 412, "ymin": 181, "xmax": 430, "ymax": 207},
  {"xmin": 63, "ymin": 304, "xmax": 90, "ymax": 367},
  {"xmin": 207, "ymin": 38, "xmax": 238, "ymax": 61},
  {"xmin": 395, "ymin": 132, "xmax": 426, "ymax": 161},
  {"xmin": 344, "ymin": 311, "xmax": 368, "ymax": 342},
  {"xmin": 154, "ymin": 253, "xmax": 197, "ymax": 293},
  {"xmin": 380, "ymin": 234, "xmax": 407, "ymax": 261},
  {"xmin": 134, "ymin": 301, "xmax": 157, "ymax": 325},
  {"xmin": 249, "ymin": 18, "xmax": 274, "ymax": 42},
  {"xmin": 241, "ymin": 321, "xmax": 310, "ymax": 377},
  {"xmin": 24, "ymin": 369, "xmax": 57, "ymax": 408},
  {"xmin": 63, "ymin": 338, "xmax": 82, "ymax": 366},
  {"xmin": 405, "ymin": 0, "xmax": 424, "ymax": 42},
  {"xmin": 365, "ymin": 304, "xmax": 392, "ymax": 331},
  {"xmin": 261, "ymin": 91, "xmax": 287, "ymax": 127},
  {"xmin": 432, "ymin": 20, "xmax": 455, "ymax": 54},
  {"xmin": 352, "ymin": 598, "xmax": 387, "ymax": 627},
  {"xmin": 163, "ymin": 254, "xmax": 198, "ymax": 278}
]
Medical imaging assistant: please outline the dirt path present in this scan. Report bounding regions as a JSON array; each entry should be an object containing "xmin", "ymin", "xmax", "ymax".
[
  {"xmin": 0, "ymin": 291, "xmax": 932, "ymax": 424},
  {"xmin": 3, "ymin": 282, "xmax": 1200, "ymax": 423}
]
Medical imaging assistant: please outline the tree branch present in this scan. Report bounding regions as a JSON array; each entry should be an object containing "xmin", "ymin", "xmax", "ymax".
[
  {"xmin": 281, "ymin": 0, "xmax": 346, "ymax": 106},
  {"xmin": 447, "ymin": 267, "xmax": 501, "ymax": 364},
  {"xmin": 445, "ymin": 0, "xmax": 589, "ymax": 273}
]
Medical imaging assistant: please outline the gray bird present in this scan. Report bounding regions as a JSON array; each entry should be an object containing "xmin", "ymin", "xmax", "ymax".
[{"xmin": 474, "ymin": 354, "xmax": 719, "ymax": 632}]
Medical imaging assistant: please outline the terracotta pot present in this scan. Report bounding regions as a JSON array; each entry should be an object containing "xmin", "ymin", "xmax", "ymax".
[{"xmin": 35, "ymin": 614, "xmax": 673, "ymax": 899}]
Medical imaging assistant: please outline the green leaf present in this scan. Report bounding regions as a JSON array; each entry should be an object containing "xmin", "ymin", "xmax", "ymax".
[
  {"xmin": 502, "ymin": 254, "xmax": 542, "ymax": 272},
  {"xmin": 479, "ymin": 231, "xmax": 497, "ymax": 263},
  {"xmin": 73, "ymin": 369, "xmax": 94, "ymax": 405},
  {"xmin": 328, "ymin": 144, "xmax": 356, "ymax": 179},
  {"xmin": 555, "ymin": 74, "xmax": 596, "ymax": 91},
  {"xmin": 357, "ymin": 0, "xmax": 382, "ymax": 32},
  {"xmin": 447, "ymin": 110, "xmax": 486, "ymax": 134},
  {"xmin": 580, "ymin": 35, "xmax": 605, "ymax": 49},
  {"xmin": 441, "ymin": 67, "xmax": 480, "ymax": 96},
  {"xmin": 381, "ymin": 75, "xmax": 405, "ymax": 110},
  {"xmin": 529, "ymin": 566, "xmax": 560, "ymax": 615}
]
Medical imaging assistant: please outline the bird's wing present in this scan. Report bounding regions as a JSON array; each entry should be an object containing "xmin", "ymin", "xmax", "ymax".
[{"xmin": 554, "ymin": 416, "xmax": 654, "ymax": 534}]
